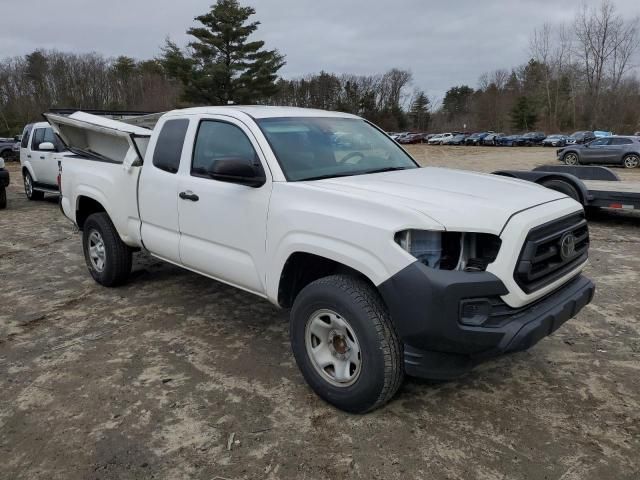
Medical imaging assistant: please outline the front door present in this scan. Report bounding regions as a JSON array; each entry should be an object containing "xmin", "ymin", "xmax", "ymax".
[
  {"xmin": 29, "ymin": 127, "xmax": 59, "ymax": 185},
  {"xmin": 581, "ymin": 138, "xmax": 613, "ymax": 164},
  {"xmin": 177, "ymin": 117, "xmax": 272, "ymax": 295}
]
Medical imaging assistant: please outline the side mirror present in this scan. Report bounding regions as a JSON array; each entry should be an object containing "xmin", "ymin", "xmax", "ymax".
[
  {"xmin": 38, "ymin": 142, "xmax": 55, "ymax": 151},
  {"xmin": 208, "ymin": 158, "xmax": 266, "ymax": 188}
]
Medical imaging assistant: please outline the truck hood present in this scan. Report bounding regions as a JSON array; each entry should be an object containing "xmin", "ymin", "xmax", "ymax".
[{"xmin": 306, "ymin": 167, "xmax": 567, "ymax": 234}]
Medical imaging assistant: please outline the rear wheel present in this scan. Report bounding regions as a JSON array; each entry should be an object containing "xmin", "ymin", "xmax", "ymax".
[
  {"xmin": 23, "ymin": 171, "xmax": 44, "ymax": 200},
  {"xmin": 290, "ymin": 274, "xmax": 403, "ymax": 413},
  {"xmin": 540, "ymin": 179, "xmax": 581, "ymax": 203},
  {"xmin": 563, "ymin": 152, "xmax": 579, "ymax": 166},
  {"xmin": 82, "ymin": 212, "xmax": 132, "ymax": 287},
  {"xmin": 623, "ymin": 154, "xmax": 639, "ymax": 169}
]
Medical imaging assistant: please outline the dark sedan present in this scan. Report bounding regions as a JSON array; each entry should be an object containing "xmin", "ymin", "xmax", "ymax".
[
  {"xmin": 497, "ymin": 134, "xmax": 520, "ymax": 146},
  {"xmin": 482, "ymin": 133, "xmax": 505, "ymax": 146},
  {"xmin": 557, "ymin": 136, "xmax": 640, "ymax": 168},
  {"xmin": 542, "ymin": 134, "xmax": 568, "ymax": 147},
  {"xmin": 516, "ymin": 131, "xmax": 546, "ymax": 146},
  {"xmin": 398, "ymin": 133, "xmax": 426, "ymax": 144},
  {"xmin": 566, "ymin": 131, "xmax": 596, "ymax": 145},
  {"xmin": 464, "ymin": 132, "xmax": 489, "ymax": 145},
  {"xmin": 449, "ymin": 133, "xmax": 468, "ymax": 145}
]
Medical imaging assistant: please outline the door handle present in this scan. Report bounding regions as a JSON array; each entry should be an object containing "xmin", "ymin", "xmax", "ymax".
[
  {"xmin": 179, "ymin": 191, "xmax": 199, "ymax": 202},
  {"xmin": 40, "ymin": 156, "xmax": 45, "ymax": 159},
  {"xmin": 27, "ymin": 154, "xmax": 31, "ymax": 158}
]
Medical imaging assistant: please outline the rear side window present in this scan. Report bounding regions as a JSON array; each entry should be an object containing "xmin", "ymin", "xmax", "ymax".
[
  {"xmin": 152, "ymin": 119, "xmax": 190, "ymax": 173},
  {"xmin": 21, "ymin": 125, "xmax": 32, "ymax": 148},
  {"xmin": 611, "ymin": 138, "xmax": 632, "ymax": 145},
  {"xmin": 192, "ymin": 121, "xmax": 257, "ymax": 176}
]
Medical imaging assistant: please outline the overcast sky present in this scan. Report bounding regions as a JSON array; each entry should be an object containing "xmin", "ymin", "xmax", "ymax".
[{"xmin": 1, "ymin": 0, "xmax": 639, "ymax": 102}]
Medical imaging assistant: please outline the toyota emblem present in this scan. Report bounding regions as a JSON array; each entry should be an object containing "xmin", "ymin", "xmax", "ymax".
[{"xmin": 560, "ymin": 233, "xmax": 576, "ymax": 260}]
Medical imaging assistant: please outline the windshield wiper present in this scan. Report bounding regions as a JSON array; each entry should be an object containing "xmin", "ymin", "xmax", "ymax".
[
  {"xmin": 302, "ymin": 166, "xmax": 413, "ymax": 182},
  {"xmin": 360, "ymin": 166, "xmax": 413, "ymax": 175}
]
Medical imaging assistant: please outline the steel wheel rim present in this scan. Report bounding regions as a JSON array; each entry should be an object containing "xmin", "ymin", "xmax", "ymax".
[
  {"xmin": 305, "ymin": 309, "xmax": 362, "ymax": 387},
  {"xmin": 88, "ymin": 230, "xmax": 106, "ymax": 272},
  {"xmin": 565, "ymin": 153, "xmax": 578, "ymax": 165},
  {"xmin": 624, "ymin": 156, "xmax": 638, "ymax": 168},
  {"xmin": 24, "ymin": 174, "xmax": 32, "ymax": 197}
]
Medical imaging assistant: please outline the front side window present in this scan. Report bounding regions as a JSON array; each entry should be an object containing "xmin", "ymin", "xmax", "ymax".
[
  {"xmin": 590, "ymin": 138, "xmax": 610, "ymax": 146},
  {"xmin": 31, "ymin": 128, "xmax": 45, "ymax": 150},
  {"xmin": 192, "ymin": 121, "xmax": 258, "ymax": 177},
  {"xmin": 257, "ymin": 117, "xmax": 418, "ymax": 181},
  {"xmin": 152, "ymin": 119, "xmax": 189, "ymax": 173}
]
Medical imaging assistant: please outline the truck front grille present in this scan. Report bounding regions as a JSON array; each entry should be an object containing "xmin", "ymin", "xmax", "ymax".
[{"xmin": 515, "ymin": 212, "xmax": 589, "ymax": 294}]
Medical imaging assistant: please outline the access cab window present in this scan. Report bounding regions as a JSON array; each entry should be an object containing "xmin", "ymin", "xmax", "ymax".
[
  {"xmin": 152, "ymin": 119, "xmax": 190, "ymax": 173},
  {"xmin": 191, "ymin": 120, "xmax": 259, "ymax": 177}
]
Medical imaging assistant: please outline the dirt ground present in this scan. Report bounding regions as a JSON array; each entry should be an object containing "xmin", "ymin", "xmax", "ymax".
[{"xmin": 1, "ymin": 146, "xmax": 639, "ymax": 480}]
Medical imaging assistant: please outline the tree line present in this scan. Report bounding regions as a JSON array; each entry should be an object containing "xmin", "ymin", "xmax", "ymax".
[{"xmin": 0, "ymin": 0, "xmax": 638, "ymax": 137}]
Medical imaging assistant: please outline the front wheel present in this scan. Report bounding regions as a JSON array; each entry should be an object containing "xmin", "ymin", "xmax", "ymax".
[
  {"xmin": 623, "ymin": 154, "xmax": 639, "ymax": 169},
  {"xmin": 82, "ymin": 212, "xmax": 132, "ymax": 287},
  {"xmin": 290, "ymin": 274, "xmax": 403, "ymax": 413},
  {"xmin": 563, "ymin": 152, "xmax": 579, "ymax": 166}
]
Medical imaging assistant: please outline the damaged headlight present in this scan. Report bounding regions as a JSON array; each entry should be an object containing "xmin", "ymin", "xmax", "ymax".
[{"xmin": 395, "ymin": 230, "xmax": 501, "ymax": 271}]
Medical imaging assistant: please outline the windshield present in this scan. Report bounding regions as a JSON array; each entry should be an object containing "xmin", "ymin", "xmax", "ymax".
[{"xmin": 258, "ymin": 117, "xmax": 418, "ymax": 181}]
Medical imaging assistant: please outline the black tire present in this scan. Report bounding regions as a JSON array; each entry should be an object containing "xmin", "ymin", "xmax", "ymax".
[
  {"xmin": 82, "ymin": 212, "xmax": 132, "ymax": 287},
  {"xmin": 290, "ymin": 274, "xmax": 403, "ymax": 413},
  {"xmin": 23, "ymin": 171, "xmax": 44, "ymax": 200},
  {"xmin": 622, "ymin": 154, "xmax": 639, "ymax": 169},
  {"xmin": 0, "ymin": 186, "xmax": 6, "ymax": 209},
  {"xmin": 540, "ymin": 179, "xmax": 581, "ymax": 203},
  {"xmin": 563, "ymin": 152, "xmax": 579, "ymax": 166}
]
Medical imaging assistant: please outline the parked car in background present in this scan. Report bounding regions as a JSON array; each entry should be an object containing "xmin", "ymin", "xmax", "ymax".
[
  {"xmin": 20, "ymin": 122, "xmax": 69, "ymax": 200},
  {"xmin": 428, "ymin": 133, "xmax": 453, "ymax": 145},
  {"xmin": 515, "ymin": 132, "xmax": 546, "ymax": 146},
  {"xmin": 464, "ymin": 132, "xmax": 488, "ymax": 145},
  {"xmin": 398, "ymin": 133, "xmax": 426, "ymax": 144},
  {"xmin": 482, "ymin": 133, "xmax": 505, "ymax": 146},
  {"xmin": 392, "ymin": 132, "xmax": 411, "ymax": 141},
  {"xmin": 0, "ymin": 137, "xmax": 19, "ymax": 161},
  {"xmin": 634, "ymin": 131, "xmax": 640, "ymax": 136},
  {"xmin": 594, "ymin": 130, "xmax": 613, "ymax": 138},
  {"xmin": 496, "ymin": 134, "xmax": 519, "ymax": 147},
  {"xmin": 449, "ymin": 133, "xmax": 468, "ymax": 145},
  {"xmin": 557, "ymin": 136, "xmax": 640, "ymax": 168},
  {"xmin": 542, "ymin": 134, "xmax": 568, "ymax": 147},
  {"xmin": 566, "ymin": 131, "xmax": 596, "ymax": 145},
  {"xmin": 0, "ymin": 156, "xmax": 8, "ymax": 209}
]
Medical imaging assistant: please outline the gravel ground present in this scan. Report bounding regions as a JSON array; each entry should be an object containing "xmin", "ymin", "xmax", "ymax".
[{"xmin": 1, "ymin": 146, "xmax": 639, "ymax": 480}]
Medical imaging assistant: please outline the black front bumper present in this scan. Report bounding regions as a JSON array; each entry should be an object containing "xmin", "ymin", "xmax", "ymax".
[
  {"xmin": 0, "ymin": 169, "xmax": 9, "ymax": 187},
  {"xmin": 378, "ymin": 262, "xmax": 595, "ymax": 379}
]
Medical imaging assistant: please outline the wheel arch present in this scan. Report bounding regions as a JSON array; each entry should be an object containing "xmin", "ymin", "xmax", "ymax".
[
  {"xmin": 276, "ymin": 251, "xmax": 383, "ymax": 309},
  {"xmin": 75, "ymin": 194, "xmax": 109, "ymax": 230}
]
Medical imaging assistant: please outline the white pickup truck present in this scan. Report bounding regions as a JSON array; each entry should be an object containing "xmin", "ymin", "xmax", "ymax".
[{"xmin": 47, "ymin": 107, "xmax": 595, "ymax": 413}]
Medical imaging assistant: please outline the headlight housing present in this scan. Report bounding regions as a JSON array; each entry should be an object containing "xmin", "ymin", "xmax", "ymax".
[{"xmin": 395, "ymin": 230, "xmax": 501, "ymax": 271}]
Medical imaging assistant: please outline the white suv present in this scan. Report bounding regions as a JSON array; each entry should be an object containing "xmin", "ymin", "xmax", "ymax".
[{"xmin": 19, "ymin": 122, "xmax": 67, "ymax": 200}]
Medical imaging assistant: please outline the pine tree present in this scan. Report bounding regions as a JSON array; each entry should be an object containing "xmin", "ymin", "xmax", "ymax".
[
  {"xmin": 510, "ymin": 96, "xmax": 538, "ymax": 131},
  {"xmin": 409, "ymin": 91, "xmax": 430, "ymax": 131},
  {"xmin": 161, "ymin": 0, "xmax": 285, "ymax": 105}
]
